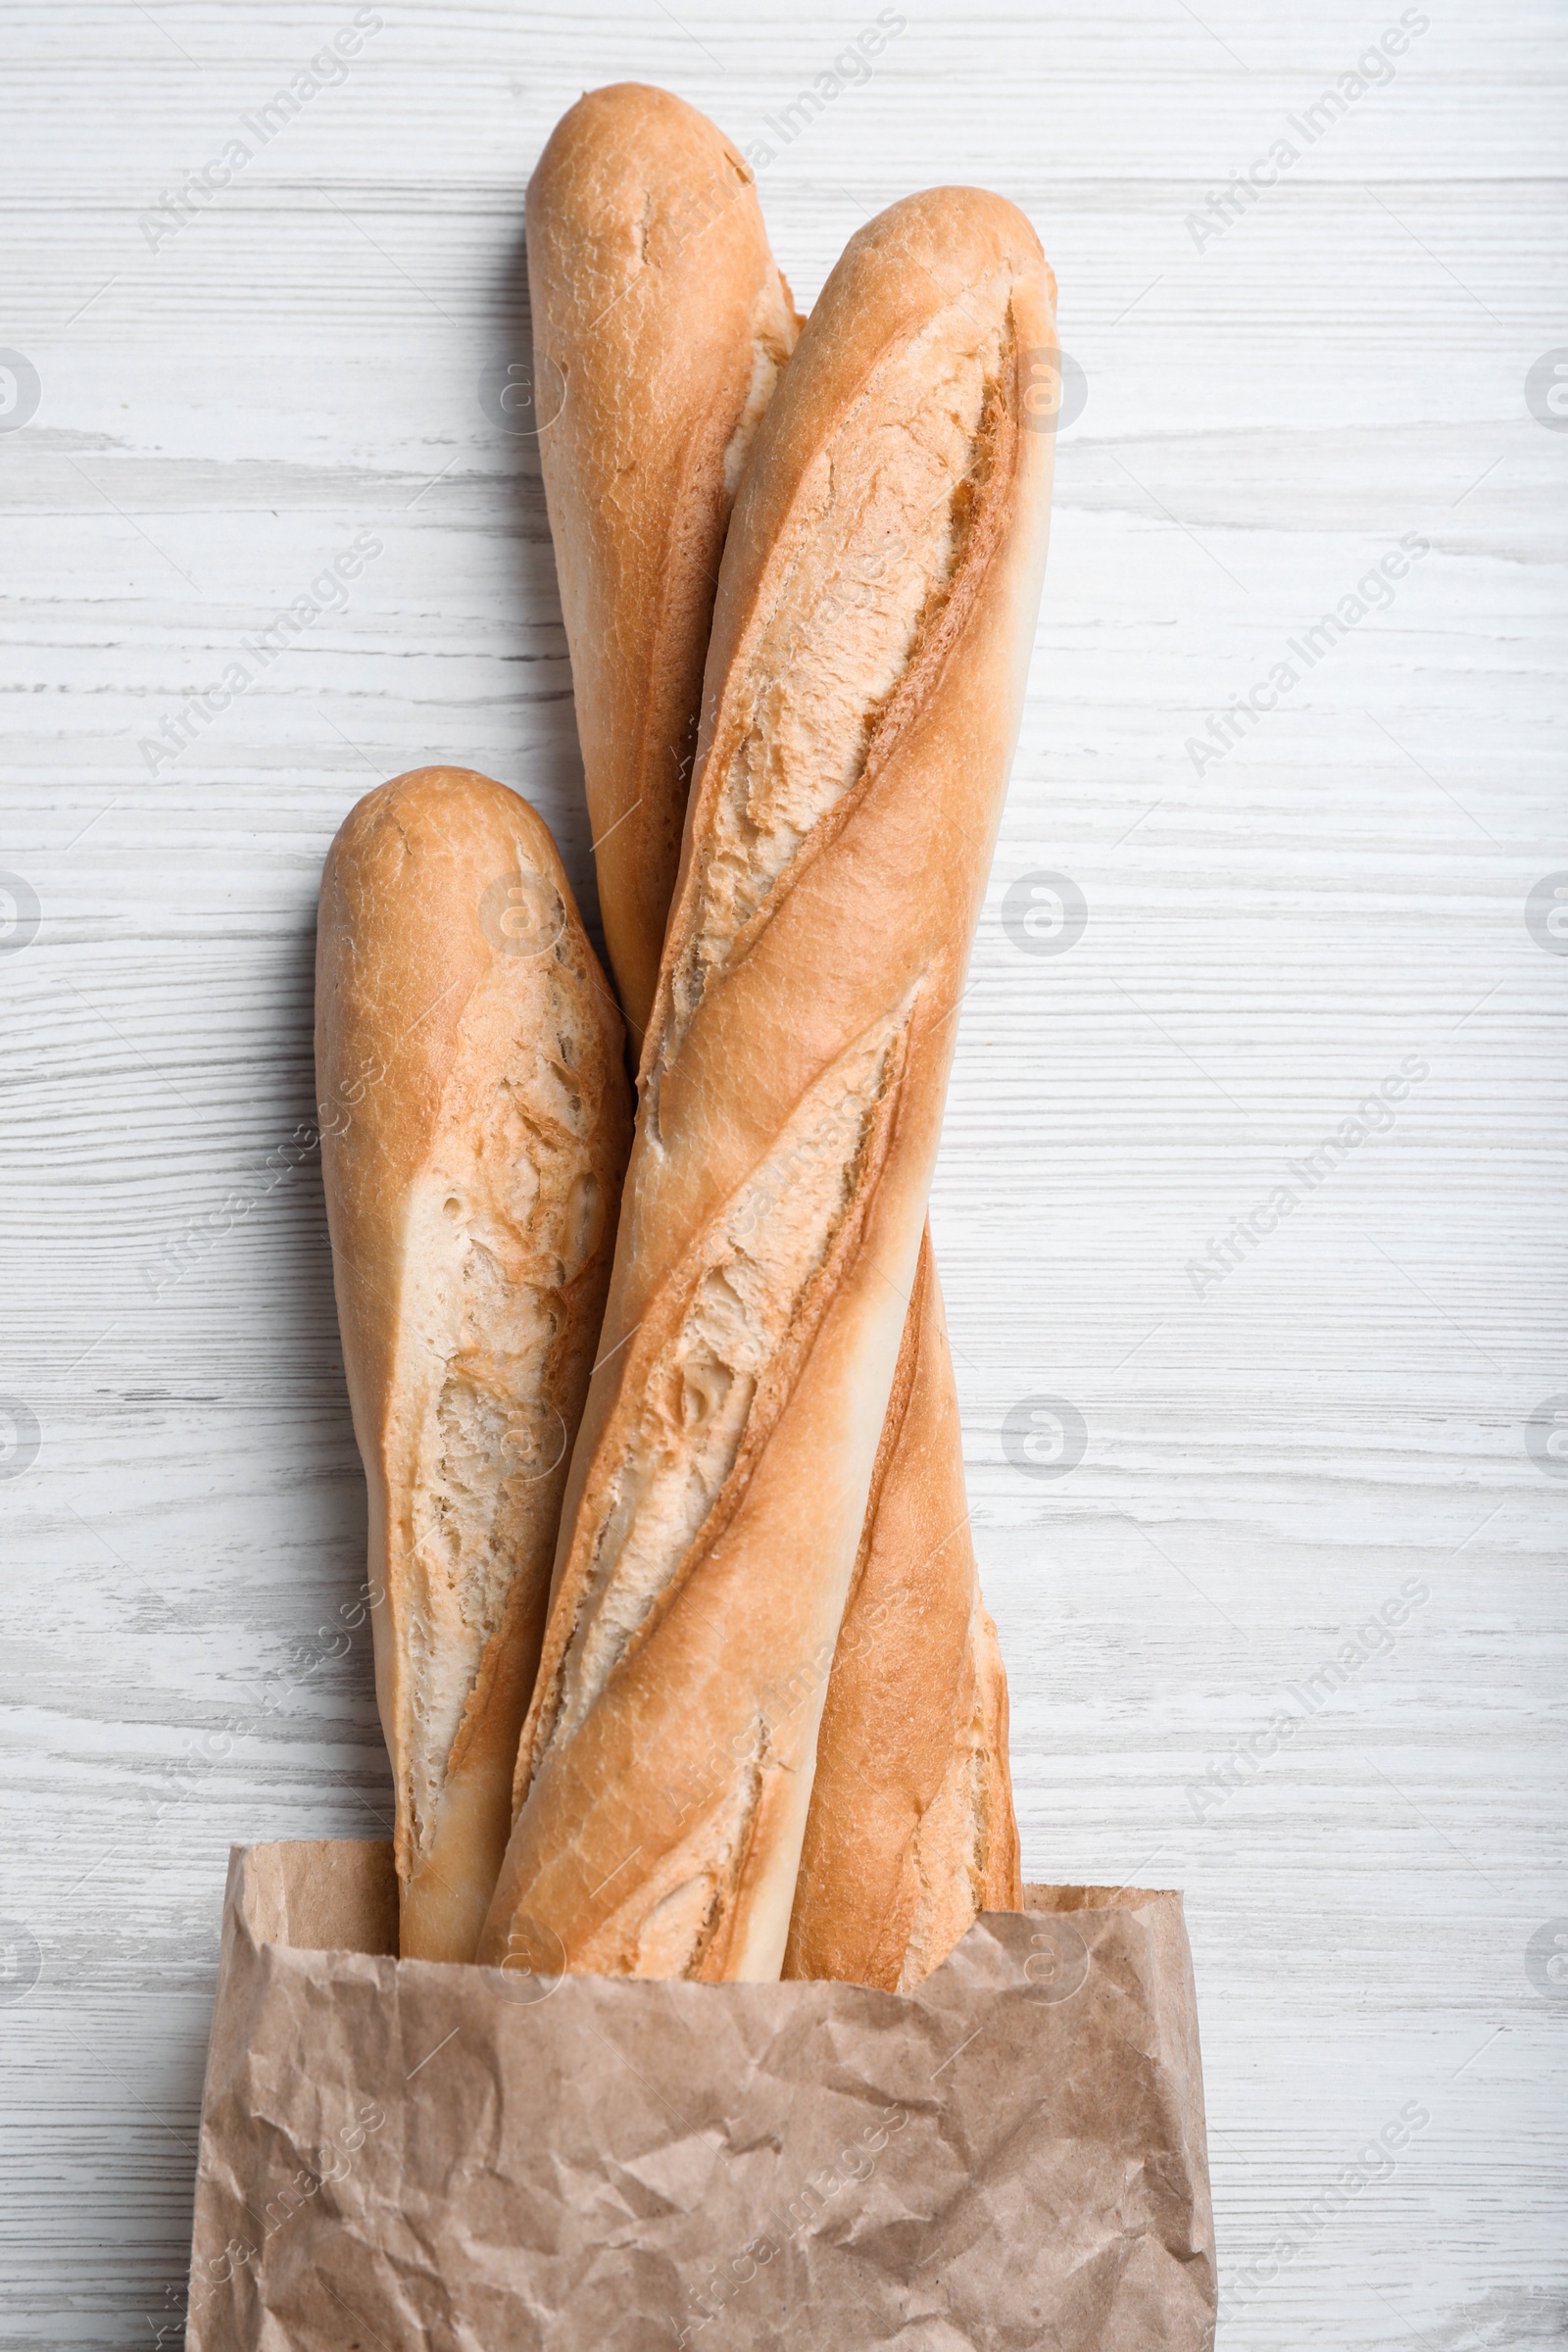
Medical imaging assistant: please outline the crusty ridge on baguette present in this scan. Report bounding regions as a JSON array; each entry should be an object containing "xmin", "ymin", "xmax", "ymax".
[
  {"xmin": 893, "ymin": 1592, "xmax": 1017, "ymax": 1984},
  {"xmin": 521, "ymin": 997, "xmax": 916, "ymax": 1783},
  {"xmin": 783, "ymin": 1229, "xmax": 1021, "ymax": 1988},
  {"xmin": 527, "ymin": 82, "xmax": 802, "ymax": 1043},
  {"xmin": 657, "ymin": 293, "xmax": 1010, "ymax": 1092},
  {"xmin": 479, "ymin": 188, "xmax": 1055, "ymax": 1983},
  {"xmin": 316, "ymin": 767, "xmax": 631, "ymax": 1961},
  {"xmin": 392, "ymin": 938, "xmax": 608, "ymax": 1851},
  {"xmin": 524, "ymin": 310, "xmax": 1011, "ymax": 1798},
  {"xmin": 526, "ymin": 81, "xmax": 1027, "ymax": 1995}
]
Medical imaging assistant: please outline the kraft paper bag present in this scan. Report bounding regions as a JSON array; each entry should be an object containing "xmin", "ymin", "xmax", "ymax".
[{"xmin": 183, "ymin": 1839, "xmax": 1215, "ymax": 2350}]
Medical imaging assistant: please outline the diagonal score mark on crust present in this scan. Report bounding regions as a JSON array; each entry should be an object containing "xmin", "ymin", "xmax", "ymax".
[
  {"xmin": 528, "ymin": 993, "xmax": 921, "ymax": 1779},
  {"xmin": 591, "ymin": 1736, "xmax": 770, "ymax": 1981},
  {"xmin": 390, "ymin": 895, "xmax": 612, "ymax": 1863},
  {"xmin": 897, "ymin": 1593, "xmax": 1001, "ymax": 1991},
  {"xmin": 721, "ymin": 281, "xmax": 798, "ymax": 500},
  {"xmin": 618, "ymin": 271, "xmax": 800, "ymax": 923},
  {"xmin": 656, "ymin": 287, "xmax": 1015, "ymax": 1104}
]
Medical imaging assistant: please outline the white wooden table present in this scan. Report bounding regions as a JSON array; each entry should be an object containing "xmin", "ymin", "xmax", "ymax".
[{"xmin": 3, "ymin": 2, "xmax": 1564, "ymax": 2343}]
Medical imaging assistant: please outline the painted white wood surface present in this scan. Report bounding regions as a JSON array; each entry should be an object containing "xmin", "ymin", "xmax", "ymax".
[{"xmin": 2, "ymin": 1, "xmax": 1564, "ymax": 2343}]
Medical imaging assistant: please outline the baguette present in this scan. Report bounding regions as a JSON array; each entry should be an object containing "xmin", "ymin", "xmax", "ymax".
[
  {"xmin": 478, "ymin": 188, "xmax": 1055, "ymax": 1982},
  {"xmin": 783, "ymin": 1231, "xmax": 1019, "ymax": 1986},
  {"xmin": 526, "ymin": 81, "xmax": 802, "ymax": 1044},
  {"xmin": 316, "ymin": 766, "xmax": 631, "ymax": 1960},
  {"xmin": 527, "ymin": 88, "xmax": 1022, "ymax": 1986}
]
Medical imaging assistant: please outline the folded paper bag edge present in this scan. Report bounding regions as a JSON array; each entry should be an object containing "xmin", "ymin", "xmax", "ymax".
[
  {"xmin": 186, "ymin": 1842, "xmax": 1216, "ymax": 2352},
  {"xmin": 226, "ymin": 1835, "xmax": 1186, "ymax": 1961}
]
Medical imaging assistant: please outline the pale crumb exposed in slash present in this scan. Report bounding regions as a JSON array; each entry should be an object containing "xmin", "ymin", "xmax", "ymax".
[
  {"xmin": 609, "ymin": 1747, "xmax": 768, "ymax": 1979},
  {"xmin": 664, "ymin": 292, "xmax": 1009, "ymax": 1080},
  {"xmin": 535, "ymin": 1008, "xmax": 909, "ymax": 1772},
  {"xmin": 898, "ymin": 1593, "xmax": 998, "ymax": 1990},
  {"xmin": 393, "ymin": 900, "xmax": 610, "ymax": 1862},
  {"xmin": 721, "ymin": 280, "xmax": 799, "ymax": 501},
  {"xmin": 521, "ymin": 284, "xmax": 1013, "ymax": 1982}
]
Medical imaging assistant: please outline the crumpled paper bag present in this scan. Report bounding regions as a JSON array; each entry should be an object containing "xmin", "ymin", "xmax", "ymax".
[{"xmin": 184, "ymin": 1840, "xmax": 1215, "ymax": 2350}]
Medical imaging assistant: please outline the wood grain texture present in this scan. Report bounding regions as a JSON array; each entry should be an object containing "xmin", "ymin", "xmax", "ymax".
[{"xmin": 0, "ymin": 2, "xmax": 1563, "ymax": 2344}]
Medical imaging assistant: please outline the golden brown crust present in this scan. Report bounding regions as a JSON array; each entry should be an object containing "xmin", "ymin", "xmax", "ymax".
[
  {"xmin": 783, "ymin": 1234, "xmax": 1021, "ymax": 1987},
  {"xmin": 531, "ymin": 91, "xmax": 1023, "ymax": 1990},
  {"xmin": 527, "ymin": 82, "xmax": 802, "ymax": 1044},
  {"xmin": 973, "ymin": 1598, "xmax": 1022, "ymax": 1913},
  {"xmin": 315, "ymin": 766, "xmax": 631, "ymax": 1960},
  {"xmin": 478, "ymin": 189, "xmax": 1054, "ymax": 1984}
]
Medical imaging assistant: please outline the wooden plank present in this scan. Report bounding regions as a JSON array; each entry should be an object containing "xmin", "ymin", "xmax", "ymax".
[{"xmin": 1, "ymin": 3, "xmax": 1563, "ymax": 2342}]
